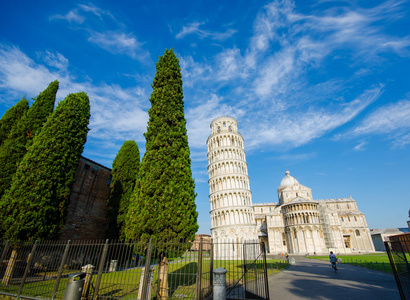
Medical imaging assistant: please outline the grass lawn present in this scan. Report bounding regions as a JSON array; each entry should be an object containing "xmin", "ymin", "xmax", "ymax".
[{"xmin": 307, "ymin": 253, "xmax": 393, "ymax": 272}]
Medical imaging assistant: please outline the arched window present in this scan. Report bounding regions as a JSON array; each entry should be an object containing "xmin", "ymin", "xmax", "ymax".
[{"xmin": 355, "ymin": 229, "xmax": 360, "ymax": 236}]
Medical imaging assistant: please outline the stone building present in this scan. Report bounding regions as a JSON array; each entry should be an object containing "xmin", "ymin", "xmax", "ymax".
[
  {"xmin": 58, "ymin": 156, "xmax": 111, "ymax": 240},
  {"xmin": 207, "ymin": 116, "xmax": 375, "ymax": 255}
]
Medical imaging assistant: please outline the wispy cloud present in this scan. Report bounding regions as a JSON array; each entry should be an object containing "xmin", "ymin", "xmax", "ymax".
[
  {"xmin": 49, "ymin": 9, "xmax": 85, "ymax": 24},
  {"xmin": 37, "ymin": 51, "xmax": 69, "ymax": 71},
  {"xmin": 180, "ymin": 0, "xmax": 410, "ymax": 150},
  {"xmin": 0, "ymin": 43, "xmax": 149, "ymax": 147},
  {"xmin": 50, "ymin": 4, "xmax": 149, "ymax": 60},
  {"xmin": 88, "ymin": 31, "xmax": 149, "ymax": 61},
  {"xmin": 339, "ymin": 98, "xmax": 410, "ymax": 148},
  {"xmin": 354, "ymin": 141, "xmax": 367, "ymax": 151},
  {"xmin": 245, "ymin": 85, "xmax": 383, "ymax": 149},
  {"xmin": 176, "ymin": 21, "xmax": 237, "ymax": 40}
]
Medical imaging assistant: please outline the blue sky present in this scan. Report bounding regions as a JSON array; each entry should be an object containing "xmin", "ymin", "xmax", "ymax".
[{"xmin": 1, "ymin": 0, "xmax": 409, "ymax": 234}]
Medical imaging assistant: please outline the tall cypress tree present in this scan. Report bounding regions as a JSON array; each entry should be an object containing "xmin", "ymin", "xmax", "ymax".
[
  {"xmin": 0, "ymin": 97, "xmax": 29, "ymax": 146},
  {"xmin": 0, "ymin": 92, "xmax": 90, "ymax": 241},
  {"xmin": 125, "ymin": 49, "xmax": 197, "ymax": 298},
  {"xmin": 106, "ymin": 140, "xmax": 140, "ymax": 239},
  {"xmin": 0, "ymin": 80, "xmax": 59, "ymax": 198},
  {"xmin": 125, "ymin": 49, "xmax": 198, "ymax": 242}
]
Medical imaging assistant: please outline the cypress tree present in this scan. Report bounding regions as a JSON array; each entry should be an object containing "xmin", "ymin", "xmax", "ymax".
[
  {"xmin": 0, "ymin": 80, "xmax": 59, "ymax": 198},
  {"xmin": 106, "ymin": 140, "xmax": 140, "ymax": 239},
  {"xmin": 0, "ymin": 97, "xmax": 29, "ymax": 146},
  {"xmin": 0, "ymin": 92, "xmax": 90, "ymax": 240},
  {"xmin": 125, "ymin": 49, "xmax": 198, "ymax": 298}
]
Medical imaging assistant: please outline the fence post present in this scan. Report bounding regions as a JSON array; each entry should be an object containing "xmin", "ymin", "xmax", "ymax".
[
  {"xmin": 18, "ymin": 240, "xmax": 38, "ymax": 298},
  {"xmin": 141, "ymin": 238, "xmax": 153, "ymax": 300},
  {"xmin": 209, "ymin": 238, "xmax": 214, "ymax": 290},
  {"xmin": 0, "ymin": 240, "xmax": 10, "ymax": 282},
  {"xmin": 0, "ymin": 240, "xmax": 10, "ymax": 264},
  {"xmin": 51, "ymin": 240, "xmax": 71, "ymax": 300},
  {"xmin": 261, "ymin": 242, "xmax": 270, "ymax": 300},
  {"xmin": 81, "ymin": 264, "xmax": 95, "ymax": 300},
  {"xmin": 243, "ymin": 241, "xmax": 247, "ymax": 294},
  {"xmin": 196, "ymin": 237, "xmax": 203, "ymax": 300},
  {"xmin": 213, "ymin": 268, "xmax": 227, "ymax": 300},
  {"xmin": 93, "ymin": 239, "xmax": 110, "ymax": 300},
  {"xmin": 2, "ymin": 243, "xmax": 18, "ymax": 285}
]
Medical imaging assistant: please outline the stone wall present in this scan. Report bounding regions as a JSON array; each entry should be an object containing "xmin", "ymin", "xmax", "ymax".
[{"xmin": 59, "ymin": 156, "xmax": 111, "ymax": 240}]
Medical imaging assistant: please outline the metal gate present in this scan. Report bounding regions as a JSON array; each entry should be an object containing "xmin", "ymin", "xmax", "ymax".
[
  {"xmin": 223, "ymin": 242, "xmax": 269, "ymax": 300},
  {"xmin": 385, "ymin": 240, "xmax": 410, "ymax": 299}
]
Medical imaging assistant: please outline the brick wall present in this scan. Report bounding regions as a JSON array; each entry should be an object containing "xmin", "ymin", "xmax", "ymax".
[{"xmin": 59, "ymin": 156, "xmax": 112, "ymax": 240}]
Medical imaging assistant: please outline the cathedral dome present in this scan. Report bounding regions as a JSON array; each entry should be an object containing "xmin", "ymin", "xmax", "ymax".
[{"xmin": 279, "ymin": 170, "xmax": 299, "ymax": 188}]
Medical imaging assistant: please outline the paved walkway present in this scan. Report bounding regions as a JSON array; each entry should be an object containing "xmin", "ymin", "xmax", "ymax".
[{"xmin": 267, "ymin": 256, "xmax": 400, "ymax": 300}]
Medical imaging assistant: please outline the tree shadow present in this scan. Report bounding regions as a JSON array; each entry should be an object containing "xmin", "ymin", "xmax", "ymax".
[{"xmin": 167, "ymin": 262, "xmax": 198, "ymax": 297}]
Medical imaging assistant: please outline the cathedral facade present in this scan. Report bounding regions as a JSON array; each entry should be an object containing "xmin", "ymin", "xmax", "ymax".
[{"xmin": 207, "ymin": 117, "xmax": 375, "ymax": 255}]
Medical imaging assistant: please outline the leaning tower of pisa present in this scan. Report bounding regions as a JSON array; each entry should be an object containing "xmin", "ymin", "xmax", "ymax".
[{"xmin": 207, "ymin": 116, "xmax": 257, "ymax": 259}]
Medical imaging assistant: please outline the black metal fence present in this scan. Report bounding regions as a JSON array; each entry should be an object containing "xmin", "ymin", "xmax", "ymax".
[
  {"xmin": 385, "ymin": 240, "xmax": 410, "ymax": 300},
  {"xmin": 0, "ymin": 239, "xmax": 270, "ymax": 300}
]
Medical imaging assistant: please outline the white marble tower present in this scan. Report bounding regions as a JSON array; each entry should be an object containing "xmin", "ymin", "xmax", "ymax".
[{"xmin": 207, "ymin": 116, "xmax": 257, "ymax": 258}]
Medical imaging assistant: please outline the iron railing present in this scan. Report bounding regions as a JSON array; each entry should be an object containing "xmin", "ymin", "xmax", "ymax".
[
  {"xmin": 385, "ymin": 240, "xmax": 410, "ymax": 300},
  {"xmin": 0, "ymin": 239, "xmax": 270, "ymax": 300}
]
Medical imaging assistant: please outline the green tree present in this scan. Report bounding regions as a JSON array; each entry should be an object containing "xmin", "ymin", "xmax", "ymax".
[
  {"xmin": 0, "ymin": 81, "xmax": 59, "ymax": 198},
  {"xmin": 106, "ymin": 140, "xmax": 140, "ymax": 239},
  {"xmin": 0, "ymin": 92, "xmax": 90, "ymax": 240},
  {"xmin": 0, "ymin": 97, "xmax": 29, "ymax": 146},
  {"xmin": 125, "ymin": 49, "xmax": 198, "ymax": 298}
]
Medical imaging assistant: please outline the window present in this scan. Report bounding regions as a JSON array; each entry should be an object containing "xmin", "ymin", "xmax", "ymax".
[
  {"xmin": 84, "ymin": 164, "xmax": 90, "ymax": 170},
  {"xmin": 355, "ymin": 230, "xmax": 360, "ymax": 236},
  {"xmin": 341, "ymin": 217, "xmax": 344, "ymax": 222}
]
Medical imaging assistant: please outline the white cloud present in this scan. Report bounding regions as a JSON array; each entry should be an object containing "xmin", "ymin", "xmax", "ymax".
[
  {"xmin": 354, "ymin": 141, "xmax": 367, "ymax": 151},
  {"xmin": 350, "ymin": 99, "xmax": 410, "ymax": 136},
  {"xmin": 246, "ymin": 85, "xmax": 383, "ymax": 149},
  {"xmin": 49, "ymin": 9, "xmax": 85, "ymax": 24},
  {"xmin": 78, "ymin": 4, "xmax": 114, "ymax": 19},
  {"xmin": 339, "ymin": 98, "xmax": 410, "ymax": 148},
  {"xmin": 38, "ymin": 51, "xmax": 69, "ymax": 71},
  {"xmin": 0, "ymin": 43, "xmax": 149, "ymax": 145},
  {"xmin": 176, "ymin": 21, "xmax": 237, "ymax": 41},
  {"xmin": 88, "ymin": 31, "xmax": 150, "ymax": 61},
  {"xmin": 0, "ymin": 44, "xmax": 58, "ymax": 99}
]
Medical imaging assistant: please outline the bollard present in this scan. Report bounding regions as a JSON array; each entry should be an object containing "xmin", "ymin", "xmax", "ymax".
[{"xmin": 213, "ymin": 268, "xmax": 227, "ymax": 300}]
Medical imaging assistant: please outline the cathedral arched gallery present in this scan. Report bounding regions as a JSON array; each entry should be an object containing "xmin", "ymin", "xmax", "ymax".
[{"xmin": 207, "ymin": 116, "xmax": 375, "ymax": 256}]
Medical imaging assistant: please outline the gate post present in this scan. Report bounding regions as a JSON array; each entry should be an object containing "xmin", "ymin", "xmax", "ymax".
[
  {"xmin": 18, "ymin": 240, "xmax": 38, "ymax": 298},
  {"xmin": 261, "ymin": 242, "xmax": 270, "ymax": 300},
  {"xmin": 141, "ymin": 238, "xmax": 153, "ymax": 300},
  {"xmin": 52, "ymin": 240, "xmax": 71, "ymax": 300},
  {"xmin": 213, "ymin": 268, "xmax": 227, "ymax": 300},
  {"xmin": 93, "ymin": 239, "xmax": 110, "ymax": 300},
  {"xmin": 196, "ymin": 237, "xmax": 203, "ymax": 300}
]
